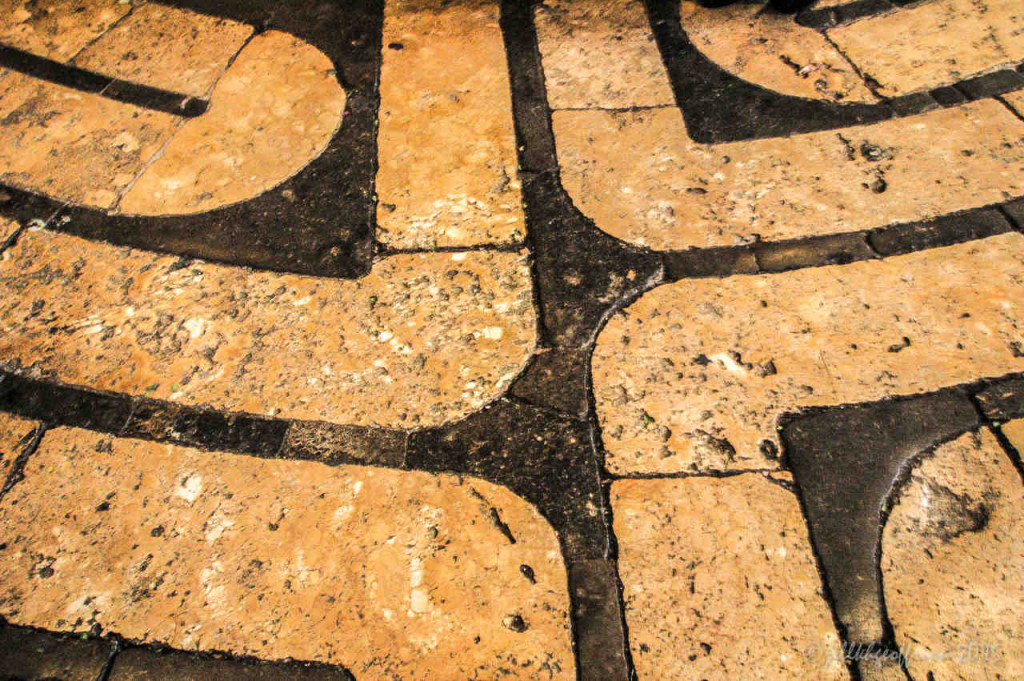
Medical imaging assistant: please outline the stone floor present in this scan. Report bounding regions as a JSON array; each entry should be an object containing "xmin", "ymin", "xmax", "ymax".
[{"xmin": 0, "ymin": 0, "xmax": 1022, "ymax": 678}]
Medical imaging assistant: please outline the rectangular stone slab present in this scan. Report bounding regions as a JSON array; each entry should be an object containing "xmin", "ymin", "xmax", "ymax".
[{"xmin": 0, "ymin": 425, "xmax": 574, "ymax": 679}]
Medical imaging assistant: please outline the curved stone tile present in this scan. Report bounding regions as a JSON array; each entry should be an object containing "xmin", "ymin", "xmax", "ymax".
[
  {"xmin": 0, "ymin": 0, "xmax": 130, "ymax": 62},
  {"xmin": 553, "ymin": 100, "xmax": 1024, "ymax": 250},
  {"xmin": 593, "ymin": 234, "xmax": 1024, "ymax": 474},
  {"xmin": 73, "ymin": 3, "xmax": 254, "ymax": 98},
  {"xmin": 0, "ymin": 229, "xmax": 537, "ymax": 429},
  {"xmin": 829, "ymin": 0, "xmax": 1024, "ymax": 97},
  {"xmin": 882, "ymin": 429, "xmax": 1024, "ymax": 679},
  {"xmin": 375, "ymin": 0, "xmax": 525, "ymax": 249},
  {"xmin": 0, "ymin": 412, "xmax": 37, "ymax": 482},
  {"xmin": 120, "ymin": 30, "xmax": 345, "ymax": 216},
  {"xmin": 0, "ymin": 425, "xmax": 574, "ymax": 679},
  {"xmin": 534, "ymin": 0, "xmax": 676, "ymax": 109},
  {"xmin": 612, "ymin": 475, "xmax": 849, "ymax": 680},
  {"xmin": 677, "ymin": 0, "xmax": 876, "ymax": 103}
]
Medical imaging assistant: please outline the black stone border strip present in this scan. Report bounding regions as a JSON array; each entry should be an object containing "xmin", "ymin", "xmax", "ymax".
[{"xmin": 0, "ymin": 44, "xmax": 209, "ymax": 117}]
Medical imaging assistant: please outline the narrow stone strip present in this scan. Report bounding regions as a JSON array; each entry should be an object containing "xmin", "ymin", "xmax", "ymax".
[
  {"xmin": 593, "ymin": 234, "xmax": 1024, "ymax": 474},
  {"xmin": 0, "ymin": 424, "xmax": 574, "ymax": 679}
]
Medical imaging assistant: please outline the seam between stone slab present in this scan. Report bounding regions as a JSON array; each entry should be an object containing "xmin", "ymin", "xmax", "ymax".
[{"xmin": 0, "ymin": 420, "xmax": 44, "ymax": 505}]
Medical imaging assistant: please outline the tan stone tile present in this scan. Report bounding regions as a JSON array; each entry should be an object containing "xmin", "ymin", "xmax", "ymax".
[
  {"xmin": 0, "ymin": 426, "xmax": 574, "ymax": 678},
  {"xmin": 0, "ymin": 217, "xmax": 19, "ymax": 244},
  {"xmin": 74, "ymin": 3, "xmax": 253, "ymax": 99},
  {"xmin": 553, "ymin": 100, "xmax": 1024, "ymax": 250},
  {"xmin": 593, "ymin": 234, "xmax": 1024, "ymax": 474},
  {"xmin": 534, "ymin": 0, "xmax": 675, "ymax": 109},
  {"xmin": 678, "ymin": 1, "xmax": 877, "ymax": 103},
  {"xmin": 1005, "ymin": 89, "xmax": 1024, "ymax": 117},
  {"xmin": 612, "ymin": 475, "xmax": 849, "ymax": 680},
  {"xmin": 0, "ymin": 0, "xmax": 130, "ymax": 62},
  {"xmin": 120, "ymin": 30, "xmax": 344, "ymax": 215},
  {"xmin": 882, "ymin": 428, "xmax": 1024, "ymax": 680},
  {"xmin": 0, "ymin": 412, "xmax": 37, "ymax": 483},
  {"xmin": 829, "ymin": 0, "xmax": 1024, "ymax": 97},
  {"xmin": 1004, "ymin": 418, "xmax": 1024, "ymax": 453},
  {"xmin": 375, "ymin": 0, "xmax": 525, "ymax": 249},
  {"xmin": 0, "ymin": 229, "xmax": 536, "ymax": 429},
  {"xmin": 0, "ymin": 69, "xmax": 179, "ymax": 209}
]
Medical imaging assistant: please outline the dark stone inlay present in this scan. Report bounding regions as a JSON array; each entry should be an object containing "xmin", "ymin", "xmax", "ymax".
[
  {"xmin": 566, "ymin": 559, "xmax": 632, "ymax": 681},
  {"xmin": 974, "ymin": 376, "xmax": 1024, "ymax": 422},
  {"xmin": 511, "ymin": 348, "xmax": 592, "ymax": 419},
  {"xmin": 0, "ymin": 622, "xmax": 114, "ymax": 681},
  {"xmin": 0, "ymin": 43, "xmax": 209, "ymax": 117},
  {"xmin": 107, "ymin": 645, "xmax": 355, "ymax": 681},
  {"xmin": 798, "ymin": 0, "xmax": 894, "ymax": 30},
  {"xmin": 867, "ymin": 204, "xmax": 1013, "ymax": 256},
  {"xmin": 754, "ymin": 231, "xmax": 876, "ymax": 272},
  {"xmin": 1, "ymin": 0, "xmax": 384, "ymax": 278},
  {"xmin": 956, "ymin": 69, "xmax": 1024, "ymax": 100}
]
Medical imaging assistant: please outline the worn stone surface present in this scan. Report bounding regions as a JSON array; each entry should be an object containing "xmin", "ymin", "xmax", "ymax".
[
  {"xmin": 0, "ymin": 69, "xmax": 179, "ymax": 209},
  {"xmin": 0, "ymin": 216, "xmax": 18, "ymax": 244},
  {"xmin": 0, "ymin": 411, "xmax": 36, "ymax": 483},
  {"xmin": 0, "ymin": 624, "xmax": 113, "ymax": 681},
  {"xmin": 882, "ymin": 429, "xmax": 1024, "ymax": 680},
  {"xmin": 829, "ymin": 0, "xmax": 1024, "ymax": 97},
  {"xmin": 594, "ymin": 234, "xmax": 1024, "ymax": 474},
  {"xmin": 0, "ymin": 229, "xmax": 537, "ymax": 429},
  {"xmin": 534, "ymin": 0, "xmax": 675, "ymax": 109},
  {"xmin": 375, "ymin": 0, "xmax": 525, "ymax": 249},
  {"xmin": 612, "ymin": 475, "xmax": 848, "ymax": 680},
  {"xmin": 1004, "ymin": 418, "xmax": 1024, "ymax": 453},
  {"xmin": 74, "ymin": 3, "xmax": 253, "ymax": 98},
  {"xmin": 1005, "ymin": 89, "xmax": 1024, "ymax": 117},
  {"xmin": 0, "ymin": 426, "xmax": 574, "ymax": 679},
  {"xmin": 121, "ymin": 30, "xmax": 345, "ymax": 216},
  {"xmin": 554, "ymin": 100, "xmax": 1024, "ymax": 250},
  {"xmin": 679, "ymin": 1, "xmax": 877, "ymax": 103},
  {"xmin": 108, "ymin": 648, "xmax": 353, "ymax": 681},
  {"xmin": 0, "ymin": 0, "xmax": 130, "ymax": 62}
]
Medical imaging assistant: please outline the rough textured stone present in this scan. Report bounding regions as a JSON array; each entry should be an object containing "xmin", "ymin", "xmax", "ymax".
[
  {"xmin": 0, "ymin": 411, "xmax": 36, "ymax": 483},
  {"xmin": 1005, "ymin": 89, "xmax": 1024, "ymax": 117},
  {"xmin": 534, "ymin": 0, "xmax": 675, "ymax": 109},
  {"xmin": 882, "ymin": 429, "xmax": 1024, "ymax": 680},
  {"xmin": 612, "ymin": 475, "xmax": 848, "ymax": 680},
  {"xmin": 1004, "ymin": 418, "xmax": 1024, "ymax": 453},
  {"xmin": 74, "ymin": 3, "xmax": 253, "ymax": 98},
  {"xmin": 121, "ymin": 30, "xmax": 345, "ymax": 216},
  {"xmin": 593, "ymin": 234, "xmax": 1024, "ymax": 474},
  {"xmin": 0, "ymin": 69, "xmax": 179, "ymax": 209},
  {"xmin": 0, "ymin": 426, "xmax": 575, "ymax": 679},
  {"xmin": 0, "ymin": 229, "xmax": 537, "ymax": 429},
  {"xmin": 0, "ymin": 0, "xmax": 130, "ymax": 62},
  {"xmin": 375, "ymin": 0, "xmax": 525, "ymax": 249},
  {"xmin": 678, "ymin": 1, "xmax": 877, "ymax": 103},
  {"xmin": 553, "ymin": 100, "xmax": 1024, "ymax": 250},
  {"xmin": 0, "ymin": 216, "xmax": 18, "ymax": 245},
  {"xmin": 830, "ymin": 0, "xmax": 1024, "ymax": 97},
  {"xmin": 0, "ymin": 624, "xmax": 113, "ymax": 681}
]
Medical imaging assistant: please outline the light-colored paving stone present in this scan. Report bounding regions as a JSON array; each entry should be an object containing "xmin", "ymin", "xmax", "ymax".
[
  {"xmin": 74, "ymin": 3, "xmax": 253, "ymax": 99},
  {"xmin": 0, "ymin": 0, "xmax": 130, "ymax": 62},
  {"xmin": 553, "ymin": 100, "xmax": 1024, "ymax": 250},
  {"xmin": 882, "ymin": 428, "xmax": 1024, "ymax": 680},
  {"xmin": 534, "ymin": 0, "xmax": 675, "ymax": 109},
  {"xmin": 0, "ymin": 412, "xmax": 37, "ymax": 483},
  {"xmin": 829, "ymin": 0, "xmax": 1024, "ymax": 97},
  {"xmin": 375, "ymin": 0, "xmax": 525, "ymax": 249},
  {"xmin": 0, "ymin": 425, "xmax": 574, "ymax": 679},
  {"xmin": 0, "ymin": 69, "xmax": 180, "ymax": 209},
  {"xmin": 120, "ymin": 30, "xmax": 344, "ymax": 216},
  {"xmin": 1005, "ymin": 89, "xmax": 1024, "ymax": 117},
  {"xmin": 594, "ymin": 234, "xmax": 1024, "ymax": 474},
  {"xmin": 0, "ymin": 217, "xmax": 19, "ymax": 244},
  {"xmin": 1004, "ymin": 418, "xmax": 1024, "ymax": 453},
  {"xmin": 0, "ymin": 229, "xmax": 537, "ymax": 429},
  {"xmin": 678, "ymin": 0, "xmax": 877, "ymax": 103},
  {"xmin": 612, "ymin": 475, "xmax": 849, "ymax": 680}
]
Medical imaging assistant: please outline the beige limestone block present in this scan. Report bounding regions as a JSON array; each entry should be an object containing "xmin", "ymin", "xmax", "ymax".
[
  {"xmin": 534, "ymin": 0, "xmax": 675, "ymax": 109},
  {"xmin": 0, "ymin": 0, "xmax": 130, "ymax": 62},
  {"xmin": 0, "ymin": 69, "xmax": 180, "ymax": 209},
  {"xmin": 678, "ymin": 0, "xmax": 877, "ymax": 103},
  {"xmin": 0, "ymin": 426, "xmax": 574, "ymax": 679},
  {"xmin": 0, "ymin": 412, "xmax": 37, "ymax": 483},
  {"xmin": 612, "ymin": 475, "xmax": 849, "ymax": 680},
  {"xmin": 593, "ymin": 234, "xmax": 1024, "ymax": 474},
  {"xmin": 375, "ymin": 0, "xmax": 525, "ymax": 249},
  {"xmin": 1004, "ymin": 418, "xmax": 1024, "ymax": 454},
  {"xmin": 1005, "ymin": 89, "xmax": 1024, "ymax": 117},
  {"xmin": 553, "ymin": 100, "xmax": 1024, "ymax": 250},
  {"xmin": 829, "ymin": 0, "xmax": 1024, "ymax": 97},
  {"xmin": 74, "ymin": 3, "xmax": 253, "ymax": 98},
  {"xmin": 0, "ymin": 229, "xmax": 537, "ymax": 429},
  {"xmin": 120, "ymin": 30, "xmax": 344, "ymax": 215},
  {"xmin": 0, "ymin": 217, "xmax": 19, "ymax": 244},
  {"xmin": 882, "ymin": 429, "xmax": 1024, "ymax": 680}
]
